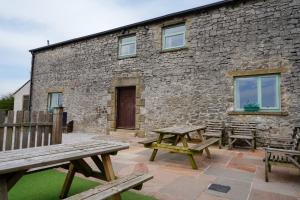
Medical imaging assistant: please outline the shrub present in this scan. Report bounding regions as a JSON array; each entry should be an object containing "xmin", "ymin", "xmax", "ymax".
[{"xmin": 0, "ymin": 95, "xmax": 14, "ymax": 111}]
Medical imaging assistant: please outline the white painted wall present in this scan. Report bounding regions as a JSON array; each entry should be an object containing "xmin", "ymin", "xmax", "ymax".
[{"xmin": 13, "ymin": 81, "xmax": 30, "ymax": 111}]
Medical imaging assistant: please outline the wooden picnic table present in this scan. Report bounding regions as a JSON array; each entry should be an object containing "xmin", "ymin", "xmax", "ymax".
[
  {"xmin": 139, "ymin": 125, "xmax": 219, "ymax": 170},
  {"xmin": 0, "ymin": 141, "xmax": 129, "ymax": 200}
]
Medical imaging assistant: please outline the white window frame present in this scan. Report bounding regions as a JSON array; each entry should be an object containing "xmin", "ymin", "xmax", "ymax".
[
  {"xmin": 118, "ymin": 35, "xmax": 136, "ymax": 57},
  {"xmin": 234, "ymin": 74, "xmax": 281, "ymax": 111},
  {"xmin": 162, "ymin": 24, "xmax": 186, "ymax": 50}
]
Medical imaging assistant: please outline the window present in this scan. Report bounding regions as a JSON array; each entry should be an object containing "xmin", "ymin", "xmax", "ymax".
[
  {"xmin": 48, "ymin": 93, "xmax": 63, "ymax": 112},
  {"xmin": 162, "ymin": 24, "xmax": 186, "ymax": 50},
  {"xmin": 234, "ymin": 75, "xmax": 280, "ymax": 111},
  {"xmin": 22, "ymin": 95, "xmax": 30, "ymax": 111},
  {"xmin": 119, "ymin": 35, "xmax": 136, "ymax": 57}
]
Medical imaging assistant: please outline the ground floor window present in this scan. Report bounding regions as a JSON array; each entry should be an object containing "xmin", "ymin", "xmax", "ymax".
[
  {"xmin": 234, "ymin": 74, "xmax": 280, "ymax": 111},
  {"xmin": 47, "ymin": 92, "xmax": 63, "ymax": 112},
  {"xmin": 22, "ymin": 95, "xmax": 30, "ymax": 110}
]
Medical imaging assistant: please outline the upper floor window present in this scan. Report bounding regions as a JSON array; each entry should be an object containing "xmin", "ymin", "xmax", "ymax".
[
  {"xmin": 119, "ymin": 35, "xmax": 136, "ymax": 57},
  {"xmin": 234, "ymin": 75, "xmax": 280, "ymax": 111},
  {"xmin": 162, "ymin": 24, "xmax": 186, "ymax": 50},
  {"xmin": 48, "ymin": 92, "xmax": 63, "ymax": 112}
]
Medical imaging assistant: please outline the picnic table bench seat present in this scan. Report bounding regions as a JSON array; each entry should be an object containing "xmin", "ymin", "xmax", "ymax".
[
  {"xmin": 64, "ymin": 173, "xmax": 153, "ymax": 200},
  {"xmin": 189, "ymin": 138, "xmax": 219, "ymax": 152}
]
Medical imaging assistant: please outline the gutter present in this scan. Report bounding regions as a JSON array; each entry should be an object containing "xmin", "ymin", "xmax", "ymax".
[{"xmin": 29, "ymin": 52, "xmax": 35, "ymax": 112}]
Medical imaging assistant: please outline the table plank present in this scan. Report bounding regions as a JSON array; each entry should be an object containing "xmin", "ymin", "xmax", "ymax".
[
  {"xmin": 153, "ymin": 125, "xmax": 205, "ymax": 135},
  {"xmin": 0, "ymin": 141, "xmax": 129, "ymax": 175},
  {"xmin": 0, "ymin": 142, "xmax": 113, "ymax": 162}
]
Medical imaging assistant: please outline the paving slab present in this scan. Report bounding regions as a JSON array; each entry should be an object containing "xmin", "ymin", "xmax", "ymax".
[
  {"xmin": 254, "ymin": 166, "xmax": 300, "ymax": 198},
  {"xmin": 112, "ymin": 161, "xmax": 130, "ymax": 173},
  {"xmin": 205, "ymin": 165, "xmax": 254, "ymax": 183},
  {"xmin": 248, "ymin": 189, "xmax": 298, "ymax": 200},
  {"xmin": 205, "ymin": 177, "xmax": 251, "ymax": 200},
  {"xmin": 159, "ymin": 175, "xmax": 215, "ymax": 200},
  {"xmin": 197, "ymin": 193, "xmax": 229, "ymax": 200}
]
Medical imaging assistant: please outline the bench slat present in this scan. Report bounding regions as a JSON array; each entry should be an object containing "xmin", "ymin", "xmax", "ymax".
[
  {"xmin": 138, "ymin": 135, "xmax": 175, "ymax": 145},
  {"xmin": 64, "ymin": 173, "xmax": 153, "ymax": 200},
  {"xmin": 229, "ymin": 135, "xmax": 253, "ymax": 139},
  {"xmin": 203, "ymin": 132, "xmax": 222, "ymax": 137},
  {"xmin": 189, "ymin": 138, "xmax": 219, "ymax": 151}
]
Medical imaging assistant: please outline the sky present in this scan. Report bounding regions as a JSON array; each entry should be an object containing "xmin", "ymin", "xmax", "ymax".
[{"xmin": 0, "ymin": 0, "xmax": 220, "ymax": 97}]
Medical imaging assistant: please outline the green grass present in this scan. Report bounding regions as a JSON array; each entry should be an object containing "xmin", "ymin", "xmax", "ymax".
[{"xmin": 9, "ymin": 169, "xmax": 156, "ymax": 200}]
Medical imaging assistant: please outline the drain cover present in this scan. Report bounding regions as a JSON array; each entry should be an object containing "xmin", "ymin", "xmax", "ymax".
[{"xmin": 208, "ymin": 184, "xmax": 231, "ymax": 193}]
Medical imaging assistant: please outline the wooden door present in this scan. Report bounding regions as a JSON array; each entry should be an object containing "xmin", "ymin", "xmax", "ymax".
[{"xmin": 116, "ymin": 86, "xmax": 136, "ymax": 129}]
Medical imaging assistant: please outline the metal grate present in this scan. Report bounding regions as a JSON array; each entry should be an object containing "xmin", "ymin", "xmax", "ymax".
[{"xmin": 208, "ymin": 184, "xmax": 231, "ymax": 193}]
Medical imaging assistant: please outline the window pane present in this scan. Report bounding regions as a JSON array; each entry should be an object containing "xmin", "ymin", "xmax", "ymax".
[
  {"xmin": 49, "ymin": 93, "xmax": 63, "ymax": 110},
  {"xmin": 51, "ymin": 93, "xmax": 59, "ymax": 108},
  {"xmin": 120, "ymin": 36, "xmax": 136, "ymax": 44},
  {"xmin": 57, "ymin": 93, "xmax": 63, "ymax": 107},
  {"xmin": 120, "ymin": 43, "xmax": 136, "ymax": 56},
  {"xmin": 236, "ymin": 77, "xmax": 258, "ymax": 108},
  {"xmin": 164, "ymin": 24, "xmax": 185, "ymax": 35},
  {"xmin": 261, "ymin": 76, "xmax": 277, "ymax": 108},
  {"xmin": 165, "ymin": 34, "xmax": 185, "ymax": 49}
]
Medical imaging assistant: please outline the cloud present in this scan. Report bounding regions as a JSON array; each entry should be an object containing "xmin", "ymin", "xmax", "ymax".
[{"xmin": 0, "ymin": 0, "xmax": 220, "ymax": 97}]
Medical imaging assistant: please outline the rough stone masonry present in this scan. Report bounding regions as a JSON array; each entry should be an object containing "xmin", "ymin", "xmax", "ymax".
[{"xmin": 30, "ymin": 0, "xmax": 300, "ymax": 141}]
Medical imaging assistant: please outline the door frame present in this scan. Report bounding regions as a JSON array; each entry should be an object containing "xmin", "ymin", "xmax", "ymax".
[
  {"xmin": 116, "ymin": 86, "xmax": 136, "ymax": 129},
  {"xmin": 107, "ymin": 77, "xmax": 145, "ymax": 136}
]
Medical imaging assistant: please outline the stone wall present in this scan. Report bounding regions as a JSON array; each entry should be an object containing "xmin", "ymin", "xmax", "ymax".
[{"xmin": 31, "ymin": 0, "xmax": 300, "ymax": 139}]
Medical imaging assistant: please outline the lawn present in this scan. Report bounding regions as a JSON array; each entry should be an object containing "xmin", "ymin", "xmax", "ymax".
[{"xmin": 9, "ymin": 169, "xmax": 156, "ymax": 200}]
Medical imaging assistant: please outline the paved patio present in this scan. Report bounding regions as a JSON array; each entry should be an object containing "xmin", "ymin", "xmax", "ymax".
[{"xmin": 63, "ymin": 133, "xmax": 300, "ymax": 200}]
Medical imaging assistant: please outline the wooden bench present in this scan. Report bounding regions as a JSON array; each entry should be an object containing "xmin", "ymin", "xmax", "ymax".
[
  {"xmin": 227, "ymin": 121, "xmax": 257, "ymax": 151},
  {"xmin": 189, "ymin": 138, "xmax": 219, "ymax": 157},
  {"xmin": 202, "ymin": 121, "xmax": 225, "ymax": 149},
  {"xmin": 265, "ymin": 130, "xmax": 300, "ymax": 182},
  {"xmin": 64, "ymin": 173, "xmax": 153, "ymax": 200}
]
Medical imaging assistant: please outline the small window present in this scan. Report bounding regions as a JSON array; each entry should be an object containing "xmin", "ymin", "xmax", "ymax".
[
  {"xmin": 234, "ymin": 75, "xmax": 280, "ymax": 111},
  {"xmin": 119, "ymin": 35, "xmax": 136, "ymax": 57},
  {"xmin": 48, "ymin": 92, "xmax": 63, "ymax": 112},
  {"xmin": 22, "ymin": 95, "xmax": 30, "ymax": 111},
  {"xmin": 162, "ymin": 24, "xmax": 186, "ymax": 50}
]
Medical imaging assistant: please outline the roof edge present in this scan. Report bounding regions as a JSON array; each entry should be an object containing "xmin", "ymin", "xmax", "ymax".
[
  {"xmin": 13, "ymin": 80, "xmax": 31, "ymax": 95},
  {"xmin": 29, "ymin": 0, "xmax": 235, "ymax": 53}
]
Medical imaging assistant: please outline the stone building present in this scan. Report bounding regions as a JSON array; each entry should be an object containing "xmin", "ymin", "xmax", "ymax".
[{"xmin": 29, "ymin": 0, "xmax": 300, "ymax": 137}]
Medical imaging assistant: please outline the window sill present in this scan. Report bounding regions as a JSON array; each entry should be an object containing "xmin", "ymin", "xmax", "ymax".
[
  {"xmin": 160, "ymin": 46, "xmax": 188, "ymax": 53},
  {"xmin": 118, "ymin": 55, "xmax": 137, "ymax": 60},
  {"xmin": 228, "ymin": 111, "xmax": 288, "ymax": 116}
]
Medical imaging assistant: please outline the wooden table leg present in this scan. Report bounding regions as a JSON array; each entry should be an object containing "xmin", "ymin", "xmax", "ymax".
[
  {"xmin": 173, "ymin": 135, "xmax": 180, "ymax": 146},
  {"xmin": 0, "ymin": 178, "xmax": 8, "ymax": 200},
  {"xmin": 7, "ymin": 170, "xmax": 26, "ymax": 191},
  {"xmin": 197, "ymin": 129, "xmax": 211, "ymax": 159},
  {"xmin": 181, "ymin": 136, "xmax": 198, "ymax": 170},
  {"xmin": 101, "ymin": 154, "xmax": 121, "ymax": 200},
  {"xmin": 60, "ymin": 163, "xmax": 76, "ymax": 199},
  {"xmin": 150, "ymin": 133, "xmax": 164, "ymax": 161},
  {"xmin": 187, "ymin": 133, "xmax": 192, "ymax": 141},
  {"xmin": 91, "ymin": 155, "xmax": 107, "ymax": 180},
  {"xmin": 265, "ymin": 150, "xmax": 269, "ymax": 182}
]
